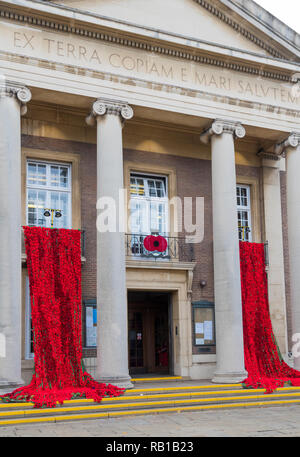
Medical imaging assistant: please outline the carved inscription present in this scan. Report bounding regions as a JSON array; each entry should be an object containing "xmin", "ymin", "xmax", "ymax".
[{"xmin": 0, "ymin": 23, "xmax": 298, "ymax": 108}]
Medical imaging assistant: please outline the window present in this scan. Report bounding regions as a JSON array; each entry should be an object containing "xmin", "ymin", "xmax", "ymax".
[
  {"xmin": 129, "ymin": 174, "xmax": 168, "ymax": 235},
  {"xmin": 236, "ymin": 185, "xmax": 252, "ymax": 242},
  {"xmin": 26, "ymin": 160, "xmax": 72, "ymax": 229},
  {"xmin": 192, "ymin": 301, "xmax": 215, "ymax": 353},
  {"xmin": 84, "ymin": 301, "xmax": 97, "ymax": 348}
]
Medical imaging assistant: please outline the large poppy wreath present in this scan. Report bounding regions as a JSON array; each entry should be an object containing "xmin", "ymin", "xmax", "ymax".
[{"xmin": 143, "ymin": 235, "xmax": 168, "ymax": 253}]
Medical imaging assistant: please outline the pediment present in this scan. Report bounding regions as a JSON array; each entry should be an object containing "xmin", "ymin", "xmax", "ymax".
[{"xmin": 51, "ymin": 0, "xmax": 281, "ymax": 57}]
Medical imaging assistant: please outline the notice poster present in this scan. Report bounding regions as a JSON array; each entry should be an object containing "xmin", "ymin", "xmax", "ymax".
[
  {"xmin": 204, "ymin": 320, "xmax": 213, "ymax": 341},
  {"xmin": 195, "ymin": 322, "xmax": 204, "ymax": 334},
  {"xmin": 86, "ymin": 307, "xmax": 97, "ymax": 347},
  {"xmin": 196, "ymin": 338, "xmax": 205, "ymax": 345}
]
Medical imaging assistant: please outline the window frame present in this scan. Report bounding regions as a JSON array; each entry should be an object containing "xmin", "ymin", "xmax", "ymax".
[
  {"xmin": 26, "ymin": 159, "xmax": 72, "ymax": 229},
  {"xmin": 236, "ymin": 184, "xmax": 252, "ymax": 242},
  {"xmin": 129, "ymin": 172, "xmax": 169, "ymax": 236}
]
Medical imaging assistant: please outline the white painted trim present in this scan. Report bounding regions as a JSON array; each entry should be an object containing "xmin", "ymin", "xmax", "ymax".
[{"xmin": 26, "ymin": 159, "xmax": 72, "ymax": 229}]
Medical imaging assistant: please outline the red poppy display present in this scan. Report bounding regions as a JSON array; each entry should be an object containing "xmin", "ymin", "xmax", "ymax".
[
  {"xmin": 0, "ymin": 226, "xmax": 124, "ymax": 408},
  {"xmin": 240, "ymin": 241, "xmax": 300, "ymax": 393},
  {"xmin": 143, "ymin": 235, "xmax": 168, "ymax": 253}
]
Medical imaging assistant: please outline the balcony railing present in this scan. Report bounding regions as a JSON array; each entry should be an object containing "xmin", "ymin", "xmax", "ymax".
[{"xmin": 125, "ymin": 233, "xmax": 195, "ymax": 263}]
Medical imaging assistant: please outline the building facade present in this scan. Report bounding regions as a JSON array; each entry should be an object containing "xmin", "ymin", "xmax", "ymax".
[{"xmin": 0, "ymin": 0, "xmax": 300, "ymax": 389}]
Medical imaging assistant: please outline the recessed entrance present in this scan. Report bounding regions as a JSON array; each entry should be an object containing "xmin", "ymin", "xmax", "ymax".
[{"xmin": 128, "ymin": 291, "xmax": 172, "ymax": 375}]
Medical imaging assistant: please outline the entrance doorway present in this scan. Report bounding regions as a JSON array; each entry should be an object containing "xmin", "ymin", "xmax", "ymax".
[{"xmin": 128, "ymin": 291, "xmax": 172, "ymax": 375}]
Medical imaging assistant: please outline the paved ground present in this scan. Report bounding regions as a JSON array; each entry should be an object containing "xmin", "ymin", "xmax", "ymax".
[{"xmin": 0, "ymin": 405, "xmax": 300, "ymax": 437}]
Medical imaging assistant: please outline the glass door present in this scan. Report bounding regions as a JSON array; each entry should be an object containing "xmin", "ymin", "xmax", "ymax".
[{"xmin": 128, "ymin": 310, "xmax": 145, "ymax": 373}]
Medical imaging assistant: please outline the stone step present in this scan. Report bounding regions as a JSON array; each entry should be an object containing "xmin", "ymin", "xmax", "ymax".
[
  {"xmin": 1, "ymin": 387, "xmax": 300, "ymax": 425},
  {"xmin": 131, "ymin": 376, "xmax": 183, "ymax": 382},
  {"xmin": 1, "ymin": 384, "xmax": 300, "ymax": 410}
]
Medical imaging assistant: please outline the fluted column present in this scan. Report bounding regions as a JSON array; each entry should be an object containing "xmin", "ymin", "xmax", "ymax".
[
  {"xmin": 86, "ymin": 99, "xmax": 133, "ymax": 388},
  {"xmin": 275, "ymin": 134, "xmax": 300, "ymax": 370},
  {"xmin": 200, "ymin": 119, "xmax": 248, "ymax": 383},
  {"xmin": 0, "ymin": 82, "xmax": 31, "ymax": 388}
]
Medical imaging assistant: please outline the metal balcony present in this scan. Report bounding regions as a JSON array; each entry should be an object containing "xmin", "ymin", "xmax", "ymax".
[{"xmin": 125, "ymin": 233, "xmax": 195, "ymax": 263}]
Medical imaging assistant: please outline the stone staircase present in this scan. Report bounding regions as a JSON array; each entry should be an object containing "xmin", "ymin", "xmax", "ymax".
[{"xmin": 1, "ymin": 376, "xmax": 300, "ymax": 426}]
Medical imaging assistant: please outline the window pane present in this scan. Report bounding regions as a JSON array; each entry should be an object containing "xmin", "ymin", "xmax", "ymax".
[
  {"xmin": 60, "ymin": 167, "xmax": 69, "ymax": 188},
  {"xmin": 130, "ymin": 200, "xmax": 148, "ymax": 234},
  {"xmin": 51, "ymin": 192, "xmax": 69, "ymax": 229},
  {"xmin": 27, "ymin": 163, "xmax": 46, "ymax": 186},
  {"xmin": 150, "ymin": 202, "xmax": 166, "ymax": 234},
  {"xmin": 50, "ymin": 166, "xmax": 60, "ymax": 187},
  {"xmin": 236, "ymin": 187, "xmax": 241, "ymax": 206},
  {"xmin": 130, "ymin": 177, "xmax": 145, "ymax": 196},
  {"xmin": 237, "ymin": 186, "xmax": 249, "ymax": 208},
  {"xmin": 27, "ymin": 189, "xmax": 47, "ymax": 226},
  {"xmin": 148, "ymin": 180, "xmax": 156, "ymax": 197},
  {"xmin": 156, "ymin": 180, "xmax": 165, "ymax": 198},
  {"xmin": 237, "ymin": 185, "xmax": 251, "ymax": 241},
  {"xmin": 238, "ymin": 210, "xmax": 250, "ymax": 241},
  {"xmin": 136, "ymin": 179, "xmax": 145, "ymax": 196}
]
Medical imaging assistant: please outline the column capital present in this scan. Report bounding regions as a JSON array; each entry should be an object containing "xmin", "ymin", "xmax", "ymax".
[
  {"xmin": 86, "ymin": 98, "xmax": 134, "ymax": 126},
  {"xmin": 200, "ymin": 119, "xmax": 246, "ymax": 144},
  {"xmin": 0, "ymin": 82, "xmax": 31, "ymax": 116},
  {"xmin": 274, "ymin": 133, "xmax": 300, "ymax": 157}
]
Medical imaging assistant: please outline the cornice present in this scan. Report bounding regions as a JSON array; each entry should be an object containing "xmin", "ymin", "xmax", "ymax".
[
  {"xmin": 193, "ymin": 0, "xmax": 285, "ymax": 60},
  {"xmin": 0, "ymin": 5, "xmax": 298, "ymax": 84},
  {"xmin": 220, "ymin": 0, "xmax": 300, "ymax": 56},
  {"xmin": 26, "ymin": 0, "xmax": 291, "ymax": 60}
]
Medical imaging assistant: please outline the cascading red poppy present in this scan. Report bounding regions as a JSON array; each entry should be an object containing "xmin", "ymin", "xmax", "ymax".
[
  {"xmin": 0, "ymin": 226, "xmax": 124, "ymax": 408},
  {"xmin": 240, "ymin": 241, "xmax": 300, "ymax": 393}
]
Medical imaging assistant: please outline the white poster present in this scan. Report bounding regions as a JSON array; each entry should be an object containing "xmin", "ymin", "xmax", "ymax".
[
  {"xmin": 196, "ymin": 338, "xmax": 205, "ymax": 346},
  {"xmin": 204, "ymin": 320, "xmax": 213, "ymax": 341},
  {"xmin": 86, "ymin": 307, "xmax": 97, "ymax": 347},
  {"xmin": 86, "ymin": 327, "xmax": 97, "ymax": 347},
  {"xmin": 86, "ymin": 307, "xmax": 93, "ymax": 328},
  {"xmin": 195, "ymin": 322, "xmax": 204, "ymax": 334}
]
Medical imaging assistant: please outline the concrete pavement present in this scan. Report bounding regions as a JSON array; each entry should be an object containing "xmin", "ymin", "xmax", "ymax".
[{"xmin": 0, "ymin": 405, "xmax": 299, "ymax": 437}]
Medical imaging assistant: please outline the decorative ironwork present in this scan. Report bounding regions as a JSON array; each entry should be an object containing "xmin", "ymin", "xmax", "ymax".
[
  {"xmin": 125, "ymin": 233, "xmax": 195, "ymax": 262},
  {"xmin": 238, "ymin": 225, "xmax": 251, "ymax": 242},
  {"xmin": 264, "ymin": 241, "xmax": 269, "ymax": 269}
]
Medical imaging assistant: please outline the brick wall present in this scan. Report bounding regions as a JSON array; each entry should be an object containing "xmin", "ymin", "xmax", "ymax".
[{"xmin": 22, "ymin": 134, "xmax": 270, "ymax": 355}]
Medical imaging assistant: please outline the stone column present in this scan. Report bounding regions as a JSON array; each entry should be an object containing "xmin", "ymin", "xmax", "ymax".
[
  {"xmin": 275, "ymin": 134, "xmax": 300, "ymax": 369},
  {"xmin": 260, "ymin": 152, "xmax": 288, "ymax": 358},
  {"xmin": 200, "ymin": 120, "xmax": 248, "ymax": 383},
  {"xmin": 86, "ymin": 99, "xmax": 134, "ymax": 388},
  {"xmin": 0, "ymin": 83, "xmax": 31, "ymax": 388}
]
